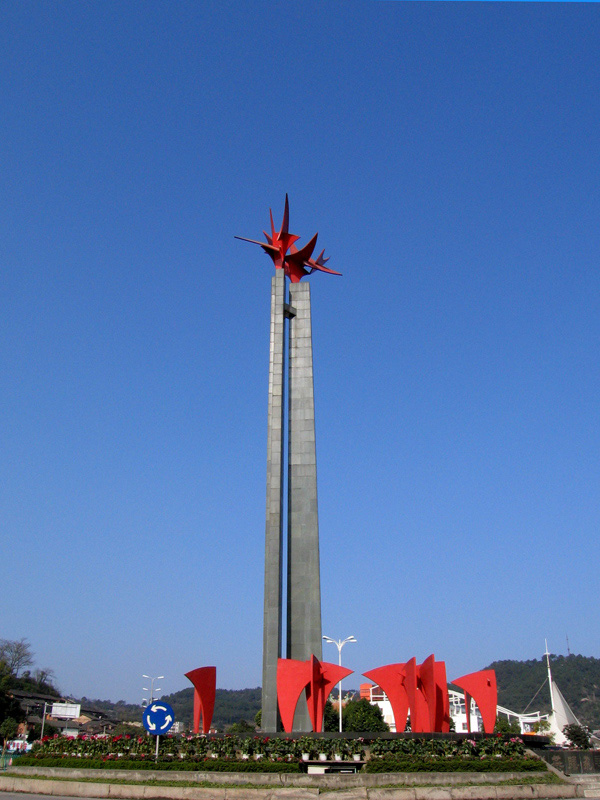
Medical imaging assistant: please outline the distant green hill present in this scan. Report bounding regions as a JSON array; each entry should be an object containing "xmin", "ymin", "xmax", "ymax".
[
  {"xmin": 160, "ymin": 687, "xmax": 261, "ymax": 731},
  {"xmin": 77, "ymin": 689, "xmax": 262, "ymax": 730},
  {"xmin": 78, "ymin": 697, "xmax": 141, "ymax": 722},
  {"xmin": 76, "ymin": 689, "xmax": 261, "ymax": 731},
  {"xmin": 486, "ymin": 654, "xmax": 600, "ymax": 730}
]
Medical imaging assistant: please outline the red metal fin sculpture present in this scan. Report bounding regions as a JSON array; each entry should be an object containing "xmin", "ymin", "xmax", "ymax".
[{"xmin": 236, "ymin": 197, "xmax": 341, "ymax": 281}]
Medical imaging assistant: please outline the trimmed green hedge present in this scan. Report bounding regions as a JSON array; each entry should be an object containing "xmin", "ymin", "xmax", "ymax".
[
  {"xmin": 14, "ymin": 756, "xmax": 300, "ymax": 773},
  {"xmin": 31, "ymin": 732, "xmax": 530, "ymax": 763},
  {"xmin": 364, "ymin": 757, "xmax": 548, "ymax": 773},
  {"xmin": 15, "ymin": 755, "xmax": 545, "ymax": 775}
]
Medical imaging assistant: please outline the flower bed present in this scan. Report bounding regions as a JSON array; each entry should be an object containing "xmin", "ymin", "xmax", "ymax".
[
  {"xmin": 368, "ymin": 736, "xmax": 526, "ymax": 759},
  {"xmin": 15, "ymin": 756, "xmax": 300, "ymax": 772},
  {"xmin": 24, "ymin": 733, "xmax": 540, "ymax": 773}
]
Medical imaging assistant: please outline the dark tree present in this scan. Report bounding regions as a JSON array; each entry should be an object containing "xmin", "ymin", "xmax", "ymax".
[
  {"xmin": 34, "ymin": 667, "xmax": 56, "ymax": 691},
  {"xmin": 0, "ymin": 661, "xmax": 24, "ymax": 727},
  {"xmin": 113, "ymin": 722, "xmax": 144, "ymax": 737},
  {"xmin": 563, "ymin": 723, "xmax": 592, "ymax": 749},
  {"xmin": 0, "ymin": 717, "xmax": 18, "ymax": 745},
  {"xmin": 342, "ymin": 699, "xmax": 389, "ymax": 732},
  {"xmin": 323, "ymin": 699, "xmax": 339, "ymax": 732},
  {"xmin": 27, "ymin": 721, "xmax": 57, "ymax": 742},
  {"xmin": 494, "ymin": 716, "xmax": 521, "ymax": 735},
  {"xmin": 227, "ymin": 718, "xmax": 255, "ymax": 735},
  {"xmin": 0, "ymin": 639, "xmax": 34, "ymax": 678}
]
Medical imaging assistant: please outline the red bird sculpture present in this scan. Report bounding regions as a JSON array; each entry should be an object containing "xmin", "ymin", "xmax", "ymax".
[{"xmin": 236, "ymin": 195, "xmax": 341, "ymax": 282}]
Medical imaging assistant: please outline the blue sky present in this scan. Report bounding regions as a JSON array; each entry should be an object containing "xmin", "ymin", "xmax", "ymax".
[{"xmin": 1, "ymin": 1, "xmax": 599, "ymax": 707}]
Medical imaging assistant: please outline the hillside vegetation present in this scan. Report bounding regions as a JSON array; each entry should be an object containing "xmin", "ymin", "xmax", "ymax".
[
  {"xmin": 78, "ymin": 688, "xmax": 263, "ymax": 730},
  {"xmin": 160, "ymin": 687, "xmax": 261, "ymax": 730},
  {"xmin": 487, "ymin": 654, "xmax": 600, "ymax": 730}
]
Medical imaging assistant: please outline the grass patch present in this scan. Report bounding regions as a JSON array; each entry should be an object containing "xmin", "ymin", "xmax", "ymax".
[
  {"xmin": 13, "ymin": 756, "xmax": 299, "ymax": 773},
  {"xmin": 369, "ymin": 774, "xmax": 562, "ymax": 788},
  {"xmin": 364, "ymin": 756, "xmax": 547, "ymax": 773},
  {"xmin": 1, "ymin": 774, "xmax": 281, "ymax": 790},
  {"xmin": 1, "ymin": 772, "xmax": 563, "ymax": 792},
  {"xmin": 1, "ymin": 768, "xmax": 565, "ymax": 793},
  {"xmin": 318, "ymin": 774, "xmax": 564, "ymax": 793}
]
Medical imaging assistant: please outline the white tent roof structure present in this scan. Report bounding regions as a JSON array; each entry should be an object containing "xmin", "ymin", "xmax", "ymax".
[
  {"xmin": 547, "ymin": 679, "xmax": 580, "ymax": 746},
  {"xmin": 495, "ymin": 643, "xmax": 582, "ymax": 745}
]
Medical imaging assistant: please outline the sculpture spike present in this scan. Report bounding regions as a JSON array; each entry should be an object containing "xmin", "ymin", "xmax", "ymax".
[
  {"xmin": 281, "ymin": 193, "xmax": 290, "ymax": 235},
  {"xmin": 293, "ymin": 232, "xmax": 318, "ymax": 263},
  {"xmin": 234, "ymin": 235, "xmax": 278, "ymax": 254}
]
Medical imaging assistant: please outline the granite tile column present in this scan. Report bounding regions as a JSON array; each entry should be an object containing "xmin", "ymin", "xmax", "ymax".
[
  {"xmin": 287, "ymin": 280, "xmax": 322, "ymax": 731},
  {"xmin": 261, "ymin": 268, "xmax": 286, "ymax": 733}
]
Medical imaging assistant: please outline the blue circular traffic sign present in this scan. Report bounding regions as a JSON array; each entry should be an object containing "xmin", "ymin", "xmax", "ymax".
[{"xmin": 143, "ymin": 702, "xmax": 175, "ymax": 735}]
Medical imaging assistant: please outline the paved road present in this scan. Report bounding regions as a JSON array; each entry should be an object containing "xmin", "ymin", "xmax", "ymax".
[
  {"xmin": 0, "ymin": 792, "xmax": 108, "ymax": 800},
  {"xmin": 0, "ymin": 794, "xmax": 97, "ymax": 800}
]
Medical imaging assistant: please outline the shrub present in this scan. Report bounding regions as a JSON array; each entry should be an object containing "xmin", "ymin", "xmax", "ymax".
[
  {"xmin": 563, "ymin": 724, "xmax": 592, "ymax": 750},
  {"xmin": 364, "ymin": 756, "xmax": 547, "ymax": 773}
]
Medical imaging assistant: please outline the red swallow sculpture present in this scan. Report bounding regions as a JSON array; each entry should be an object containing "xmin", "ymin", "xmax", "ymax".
[{"xmin": 236, "ymin": 195, "xmax": 341, "ymax": 282}]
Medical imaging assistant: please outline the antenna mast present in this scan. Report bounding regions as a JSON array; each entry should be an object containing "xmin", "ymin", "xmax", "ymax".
[{"xmin": 545, "ymin": 639, "xmax": 555, "ymax": 714}]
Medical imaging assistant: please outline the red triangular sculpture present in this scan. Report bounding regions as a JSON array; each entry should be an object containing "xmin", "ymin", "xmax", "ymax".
[
  {"xmin": 419, "ymin": 654, "xmax": 438, "ymax": 732},
  {"xmin": 184, "ymin": 666, "xmax": 216, "ymax": 734},
  {"xmin": 363, "ymin": 663, "xmax": 410, "ymax": 733},
  {"xmin": 434, "ymin": 660, "xmax": 451, "ymax": 732},
  {"xmin": 364, "ymin": 655, "xmax": 451, "ymax": 733},
  {"xmin": 277, "ymin": 658, "xmax": 314, "ymax": 733},
  {"xmin": 452, "ymin": 669, "xmax": 497, "ymax": 734},
  {"xmin": 277, "ymin": 655, "xmax": 353, "ymax": 732}
]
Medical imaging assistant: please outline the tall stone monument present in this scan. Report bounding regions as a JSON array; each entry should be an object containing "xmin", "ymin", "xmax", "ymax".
[{"xmin": 237, "ymin": 197, "xmax": 341, "ymax": 731}]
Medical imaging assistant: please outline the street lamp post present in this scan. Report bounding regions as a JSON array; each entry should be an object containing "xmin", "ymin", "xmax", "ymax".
[
  {"xmin": 142, "ymin": 675, "xmax": 164, "ymax": 706},
  {"xmin": 40, "ymin": 702, "xmax": 48, "ymax": 740},
  {"xmin": 322, "ymin": 635, "xmax": 357, "ymax": 733},
  {"xmin": 142, "ymin": 675, "xmax": 165, "ymax": 754}
]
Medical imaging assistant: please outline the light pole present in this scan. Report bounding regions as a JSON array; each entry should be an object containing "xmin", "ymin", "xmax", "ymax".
[
  {"xmin": 39, "ymin": 702, "xmax": 48, "ymax": 740},
  {"xmin": 323, "ymin": 635, "xmax": 356, "ymax": 733},
  {"xmin": 142, "ymin": 675, "xmax": 164, "ymax": 707},
  {"xmin": 143, "ymin": 675, "xmax": 165, "ymax": 755}
]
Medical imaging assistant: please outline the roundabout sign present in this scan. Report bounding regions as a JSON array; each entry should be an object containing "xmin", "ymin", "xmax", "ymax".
[{"xmin": 143, "ymin": 702, "xmax": 175, "ymax": 735}]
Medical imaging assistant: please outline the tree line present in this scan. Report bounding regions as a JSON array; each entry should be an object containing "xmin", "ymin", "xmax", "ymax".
[{"xmin": 0, "ymin": 638, "xmax": 61, "ymax": 744}]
